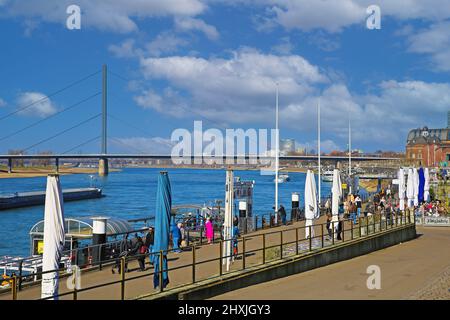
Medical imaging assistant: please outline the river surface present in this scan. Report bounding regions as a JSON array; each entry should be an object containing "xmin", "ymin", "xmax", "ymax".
[{"xmin": 0, "ymin": 168, "xmax": 332, "ymax": 257}]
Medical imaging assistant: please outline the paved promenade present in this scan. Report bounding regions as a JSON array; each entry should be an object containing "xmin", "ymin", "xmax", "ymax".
[
  {"xmin": 1, "ymin": 217, "xmax": 337, "ymax": 300},
  {"xmin": 212, "ymin": 226, "xmax": 450, "ymax": 300}
]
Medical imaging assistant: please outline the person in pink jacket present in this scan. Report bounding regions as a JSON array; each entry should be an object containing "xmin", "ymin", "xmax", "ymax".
[{"xmin": 205, "ymin": 217, "xmax": 214, "ymax": 244}]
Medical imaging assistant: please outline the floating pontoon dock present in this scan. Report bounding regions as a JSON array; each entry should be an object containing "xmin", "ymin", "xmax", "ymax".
[{"xmin": 0, "ymin": 188, "xmax": 103, "ymax": 210}]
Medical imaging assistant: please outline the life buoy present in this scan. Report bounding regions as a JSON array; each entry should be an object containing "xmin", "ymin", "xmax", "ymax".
[{"xmin": 1, "ymin": 274, "xmax": 11, "ymax": 287}]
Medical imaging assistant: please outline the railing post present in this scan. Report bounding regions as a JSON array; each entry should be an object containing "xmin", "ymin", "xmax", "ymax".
[
  {"xmin": 120, "ymin": 256, "xmax": 126, "ymax": 300},
  {"xmin": 192, "ymin": 245, "xmax": 196, "ymax": 284},
  {"xmin": 73, "ymin": 285, "xmax": 78, "ymax": 300},
  {"xmin": 159, "ymin": 251, "xmax": 164, "ymax": 293},
  {"xmin": 359, "ymin": 217, "xmax": 362, "ymax": 237},
  {"xmin": 351, "ymin": 220, "xmax": 354, "ymax": 240},
  {"xmin": 11, "ymin": 275, "xmax": 17, "ymax": 300},
  {"xmin": 321, "ymin": 224, "xmax": 324, "ymax": 248},
  {"xmin": 296, "ymin": 228, "xmax": 299, "ymax": 255},
  {"xmin": 18, "ymin": 260, "xmax": 23, "ymax": 291},
  {"xmin": 366, "ymin": 216, "xmax": 369, "ymax": 235},
  {"xmin": 280, "ymin": 231, "xmax": 283, "ymax": 260},
  {"xmin": 200, "ymin": 227, "xmax": 203, "ymax": 245},
  {"xmin": 262, "ymin": 234, "xmax": 266, "ymax": 264},
  {"xmin": 219, "ymin": 240, "xmax": 223, "ymax": 276},
  {"xmin": 242, "ymin": 237, "xmax": 246, "ymax": 270},
  {"xmin": 331, "ymin": 222, "xmax": 335, "ymax": 245},
  {"xmin": 309, "ymin": 226, "xmax": 312, "ymax": 251},
  {"xmin": 373, "ymin": 215, "xmax": 376, "ymax": 234},
  {"xmin": 98, "ymin": 244, "xmax": 102, "ymax": 270}
]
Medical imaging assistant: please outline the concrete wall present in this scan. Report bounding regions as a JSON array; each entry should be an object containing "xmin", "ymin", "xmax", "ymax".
[{"xmin": 144, "ymin": 224, "xmax": 416, "ymax": 300}]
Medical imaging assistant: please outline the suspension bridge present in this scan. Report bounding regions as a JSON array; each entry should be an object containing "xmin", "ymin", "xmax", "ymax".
[{"xmin": 0, "ymin": 65, "xmax": 401, "ymax": 176}]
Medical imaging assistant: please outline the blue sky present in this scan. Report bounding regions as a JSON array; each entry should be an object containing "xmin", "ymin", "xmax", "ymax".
[{"xmin": 1, "ymin": 0, "xmax": 450, "ymax": 155}]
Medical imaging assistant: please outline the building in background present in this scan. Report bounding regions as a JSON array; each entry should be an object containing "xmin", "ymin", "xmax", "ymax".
[
  {"xmin": 406, "ymin": 113, "xmax": 450, "ymax": 166},
  {"xmin": 280, "ymin": 139, "xmax": 296, "ymax": 155}
]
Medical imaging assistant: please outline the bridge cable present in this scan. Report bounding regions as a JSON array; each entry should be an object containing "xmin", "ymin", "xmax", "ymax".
[
  {"xmin": 108, "ymin": 136, "xmax": 147, "ymax": 154},
  {"xmin": 0, "ymin": 69, "xmax": 101, "ymax": 122},
  {"xmin": 62, "ymin": 135, "xmax": 101, "ymax": 154},
  {"xmin": 0, "ymin": 92, "xmax": 101, "ymax": 143},
  {"xmin": 23, "ymin": 113, "xmax": 101, "ymax": 152}
]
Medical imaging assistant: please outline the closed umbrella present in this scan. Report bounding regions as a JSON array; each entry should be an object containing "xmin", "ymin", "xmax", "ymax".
[
  {"xmin": 304, "ymin": 170, "xmax": 318, "ymax": 239},
  {"xmin": 153, "ymin": 171, "xmax": 172, "ymax": 289},
  {"xmin": 406, "ymin": 168, "xmax": 414, "ymax": 208},
  {"xmin": 331, "ymin": 169, "xmax": 342, "ymax": 237},
  {"xmin": 331, "ymin": 169, "xmax": 342, "ymax": 229},
  {"xmin": 413, "ymin": 168, "xmax": 419, "ymax": 207},
  {"xmin": 398, "ymin": 168, "xmax": 406, "ymax": 211},
  {"xmin": 424, "ymin": 168, "xmax": 430, "ymax": 202},
  {"xmin": 223, "ymin": 170, "xmax": 234, "ymax": 271},
  {"xmin": 41, "ymin": 174, "xmax": 65, "ymax": 300},
  {"xmin": 418, "ymin": 167, "xmax": 425, "ymax": 203}
]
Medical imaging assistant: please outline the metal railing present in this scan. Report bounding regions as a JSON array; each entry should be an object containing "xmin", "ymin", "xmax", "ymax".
[{"xmin": 2, "ymin": 210, "xmax": 415, "ymax": 300}]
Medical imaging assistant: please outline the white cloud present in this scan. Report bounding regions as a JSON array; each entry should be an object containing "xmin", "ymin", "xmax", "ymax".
[
  {"xmin": 108, "ymin": 39, "xmax": 140, "ymax": 58},
  {"xmin": 146, "ymin": 32, "xmax": 190, "ymax": 57},
  {"xmin": 111, "ymin": 136, "xmax": 175, "ymax": 154},
  {"xmin": 1, "ymin": 0, "xmax": 207, "ymax": 33},
  {"xmin": 240, "ymin": 0, "xmax": 450, "ymax": 33},
  {"xmin": 16, "ymin": 92, "xmax": 57, "ymax": 117},
  {"xmin": 0, "ymin": 97, "xmax": 6, "ymax": 107},
  {"xmin": 137, "ymin": 48, "xmax": 328, "ymax": 123},
  {"xmin": 271, "ymin": 37, "xmax": 294, "ymax": 55},
  {"xmin": 174, "ymin": 17, "xmax": 219, "ymax": 40},
  {"xmin": 406, "ymin": 21, "xmax": 450, "ymax": 72}
]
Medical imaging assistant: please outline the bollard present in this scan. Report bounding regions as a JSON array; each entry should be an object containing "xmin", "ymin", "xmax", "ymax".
[{"xmin": 342, "ymin": 221, "xmax": 345, "ymax": 242}]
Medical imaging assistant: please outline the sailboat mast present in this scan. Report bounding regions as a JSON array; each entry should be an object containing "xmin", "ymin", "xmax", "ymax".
[
  {"xmin": 318, "ymin": 98, "xmax": 321, "ymax": 205},
  {"xmin": 348, "ymin": 117, "xmax": 352, "ymax": 194},
  {"xmin": 275, "ymin": 84, "xmax": 279, "ymax": 223}
]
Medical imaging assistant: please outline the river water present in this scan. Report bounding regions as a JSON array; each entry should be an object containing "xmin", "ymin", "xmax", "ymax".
[{"xmin": 0, "ymin": 168, "xmax": 332, "ymax": 257}]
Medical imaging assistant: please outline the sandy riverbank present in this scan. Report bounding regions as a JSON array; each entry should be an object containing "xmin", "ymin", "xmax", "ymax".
[{"xmin": 0, "ymin": 166, "xmax": 120, "ymax": 179}]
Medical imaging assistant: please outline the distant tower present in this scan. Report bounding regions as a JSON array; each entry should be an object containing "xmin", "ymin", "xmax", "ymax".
[{"xmin": 447, "ymin": 111, "xmax": 450, "ymax": 128}]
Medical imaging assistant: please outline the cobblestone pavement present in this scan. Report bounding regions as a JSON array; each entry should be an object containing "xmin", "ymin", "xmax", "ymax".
[
  {"xmin": 406, "ymin": 264, "xmax": 450, "ymax": 300},
  {"xmin": 212, "ymin": 226, "xmax": 450, "ymax": 300}
]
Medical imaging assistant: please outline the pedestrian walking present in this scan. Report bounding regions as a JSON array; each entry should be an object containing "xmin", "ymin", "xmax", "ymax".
[
  {"xmin": 171, "ymin": 222, "xmax": 182, "ymax": 253},
  {"xmin": 279, "ymin": 204, "xmax": 287, "ymax": 225},
  {"xmin": 205, "ymin": 217, "xmax": 214, "ymax": 244},
  {"xmin": 130, "ymin": 234, "xmax": 146, "ymax": 271}
]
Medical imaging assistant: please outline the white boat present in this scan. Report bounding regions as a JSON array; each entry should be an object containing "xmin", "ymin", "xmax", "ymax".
[
  {"xmin": 322, "ymin": 170, "xmax": 334, "ymax": 182},
  {"xmin": 274, "ymin": 174, "xmax": 290, "ymax": 183}
]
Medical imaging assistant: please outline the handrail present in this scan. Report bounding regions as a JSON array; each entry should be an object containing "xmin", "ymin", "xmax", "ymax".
[{"xmin": 2, "ymin": 209, "xmax": 415, "ymax": 300}]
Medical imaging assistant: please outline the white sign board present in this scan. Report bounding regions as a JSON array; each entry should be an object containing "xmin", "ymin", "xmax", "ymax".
[{"xmin": 422, "ymin": 216, "xmax": 450, "ymax": 227}]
